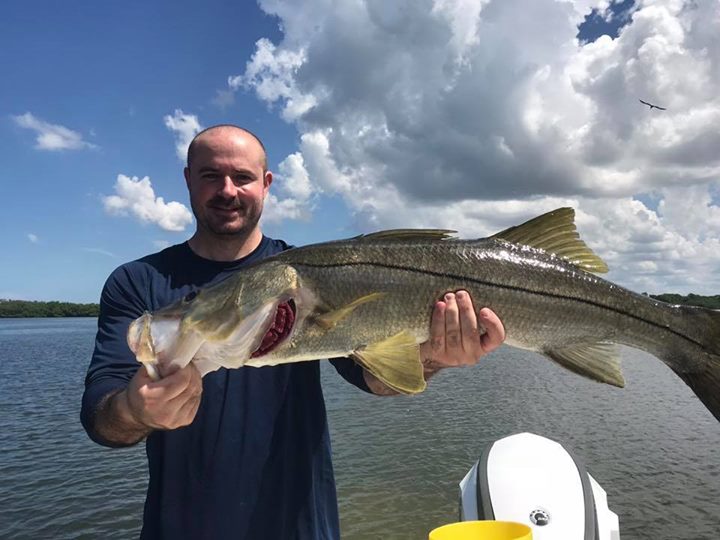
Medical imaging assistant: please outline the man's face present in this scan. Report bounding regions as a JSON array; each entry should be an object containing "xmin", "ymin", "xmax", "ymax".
[{"xmin": 184, "ymin": 130, "xmax": 271, "ymax": 238}]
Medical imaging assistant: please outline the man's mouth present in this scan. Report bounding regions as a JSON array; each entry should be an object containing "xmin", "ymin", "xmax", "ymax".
[
  {"xmin": 212, "ymin": 206, "xmax": 241, "ymax": 213},
  {"xmin": 250, "ymin": 300, "xmax": 296, "ymax": 358}
]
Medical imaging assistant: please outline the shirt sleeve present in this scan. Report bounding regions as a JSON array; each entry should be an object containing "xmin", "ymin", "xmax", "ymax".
[
  {"xmin": 328, "ymin": 357, "xmax": 373, "ymax": 394},
  {"xmin": 80, "ymin": 264, "xmax": 149, "ymax": 447}
]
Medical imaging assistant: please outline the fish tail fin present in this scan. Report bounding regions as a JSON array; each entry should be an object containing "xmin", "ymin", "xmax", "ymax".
[
  {"xmin": 668, "ymin": 306, "xmax": 720, "ymax": 422},
  {"xmin": 676, "ymin": 355, "xmax": 720, "ymax": 422}
]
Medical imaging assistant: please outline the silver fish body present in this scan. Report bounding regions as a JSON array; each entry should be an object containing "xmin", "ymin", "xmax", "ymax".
[{"xmin": 128, "ymin": 208, "xmax": 720, "ymax": 421}]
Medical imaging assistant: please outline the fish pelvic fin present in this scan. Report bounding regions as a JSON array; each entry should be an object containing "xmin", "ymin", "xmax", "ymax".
[
  {"xmin": 667, "ymin": 306, "xmax": 720, "ymax": 422},
  {"xmin": 352, "ymin": 331, "xmax": 426, "ymax": 394},
  {"xmin": 492, "ymin": 207, "xmax": 609, "ymax": 274},
  {"xmin": 313, "ymin": 292, "xmax": 386, "ymax": 330},
  {"xmin": 543, "ymin": 343, "xmax": 625, "ymax": 387}
]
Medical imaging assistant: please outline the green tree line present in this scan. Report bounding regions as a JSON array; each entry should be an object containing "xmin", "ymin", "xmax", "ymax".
[
  {"xmin": 0, "ymin": 299, "xmax": 100, "ymax": 318},
  {"xmin": 648, "ymin": 293, "xmax": 720, "ymax": 309},
  {"xmin": 2, "ymin": 293, "xmax": 718, "ymax": 318}
]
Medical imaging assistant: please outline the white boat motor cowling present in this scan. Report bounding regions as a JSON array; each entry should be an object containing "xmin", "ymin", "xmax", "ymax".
[{"xmin": 459, "ymin": 432, "xmax": 620, "ymax": 540}]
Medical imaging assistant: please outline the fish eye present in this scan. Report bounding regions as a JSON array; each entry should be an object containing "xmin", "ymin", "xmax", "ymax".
[{"xmin": 184, "ymin": 291, "xmax": 198, "ymax": 303}]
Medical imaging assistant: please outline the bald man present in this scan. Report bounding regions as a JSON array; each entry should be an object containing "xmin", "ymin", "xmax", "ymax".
[{"xmin": 81, "ymin": 125, "xmax": 505, "ymax": 539}]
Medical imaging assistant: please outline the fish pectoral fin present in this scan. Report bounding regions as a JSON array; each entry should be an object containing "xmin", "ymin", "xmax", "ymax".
[
  {"xmin": 352, "ymin": 331, "xmax": 426, "ymax": 394},
  {"xmin": 491, "ymin": 207, "xmax": 609, "ymax": 274},
  {"xmin": 313, "ymin": 292, "xmax": 386, "ymax": 330},
  {"xmin": 544, "ymin": 343, "xmax": 625, "ymax": 387}
]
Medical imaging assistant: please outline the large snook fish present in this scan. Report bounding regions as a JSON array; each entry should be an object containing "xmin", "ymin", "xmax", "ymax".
[{"xmin": 128, "ymin": 208, "xmax": 720, "ymax": 421}]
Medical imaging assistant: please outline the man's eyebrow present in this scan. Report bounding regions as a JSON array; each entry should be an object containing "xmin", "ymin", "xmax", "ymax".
[{"xmin": 196, "ymin": 166, "xmax": 256, "ymax": 176}]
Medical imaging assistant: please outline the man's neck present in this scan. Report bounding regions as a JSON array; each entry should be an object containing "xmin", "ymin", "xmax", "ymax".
[{"xmin": 187, "ymin": 228, "xmax": 263, "ymax": 262}]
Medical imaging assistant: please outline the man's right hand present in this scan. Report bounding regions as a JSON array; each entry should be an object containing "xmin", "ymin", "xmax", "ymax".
[{"xmin": 121, "ymin": 363, "xmax": 203, "ymax": 431}]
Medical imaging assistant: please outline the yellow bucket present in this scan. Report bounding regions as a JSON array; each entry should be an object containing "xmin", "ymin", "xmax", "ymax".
[{"xmin": 428, "ymin": 520, "xmax": 532, "ymax": 540}]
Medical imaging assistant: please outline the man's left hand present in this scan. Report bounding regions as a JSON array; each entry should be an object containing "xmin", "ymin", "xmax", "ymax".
[{"xmin": 419, "ymin": 290, "xmax": 505, "ymax": 376}]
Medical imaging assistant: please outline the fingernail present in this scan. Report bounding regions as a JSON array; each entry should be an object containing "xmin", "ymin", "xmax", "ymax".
[{"xmin": 445, "ymin": 293, "xmax": 454, "ymax": 301}]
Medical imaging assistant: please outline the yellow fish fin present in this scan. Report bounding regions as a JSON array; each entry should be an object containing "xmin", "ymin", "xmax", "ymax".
[
  {"xmin": 352, "ymin": 331, "xmax": 426, "ymax": 394},
  {"xmin": 544, "ymin": 342, "xmax": 625, "ymax": 387},
  {"xmin": 491, "ymin": 207, "xmax": 609, "ymax": 274},
  {"xmin": 314, "ymin": 292, "xmax": 386, "ymax": 330}
]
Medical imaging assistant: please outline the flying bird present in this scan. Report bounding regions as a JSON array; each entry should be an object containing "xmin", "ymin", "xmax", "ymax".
[{"xmin": 639, "ymin": 99, "xmax": 666, "ymax": 111}]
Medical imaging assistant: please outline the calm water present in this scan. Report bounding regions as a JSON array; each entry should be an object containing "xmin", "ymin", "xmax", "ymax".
[{"xmin": 1, "ymin": 318, "xmax": 718, "ymax": 539}]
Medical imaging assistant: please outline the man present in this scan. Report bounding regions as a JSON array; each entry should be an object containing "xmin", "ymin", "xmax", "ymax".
[{"xmin": 81, "ymin": 125, "xmax": 505, "ymax": 539}]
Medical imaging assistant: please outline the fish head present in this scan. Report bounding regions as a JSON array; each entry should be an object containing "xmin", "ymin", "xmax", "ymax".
[{"xmin": 127, "ymin": 263, "xmax": 299, "ymax": 377}]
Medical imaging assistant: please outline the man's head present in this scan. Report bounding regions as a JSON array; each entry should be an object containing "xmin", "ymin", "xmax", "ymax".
[
  {"xmin": 184, "ymin": 125, "xmax": 272, "ymax": 240},
  {"xmin": 187, "ymin": 125, "xmax": 268, "ymax": 172}
]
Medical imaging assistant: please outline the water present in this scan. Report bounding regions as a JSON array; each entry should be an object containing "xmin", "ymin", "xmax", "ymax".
[{"xmin": 1, "ymin": 318, "xmax": 718, "ymax": 539}]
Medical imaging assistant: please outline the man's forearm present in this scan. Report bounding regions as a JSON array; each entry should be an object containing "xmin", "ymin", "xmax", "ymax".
[
  {"xmin": 93, "ymin": 389, "xmax": 152, "ymax": 447},
  {"xmin": 363, "ymin": 370, "xmax": 399, "ymax": 395}
]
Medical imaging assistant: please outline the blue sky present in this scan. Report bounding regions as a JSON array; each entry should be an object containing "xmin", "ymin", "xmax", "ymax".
[
  {"xmin": 1, "ymin": 1, "xmax": 331, "ymax": 301},
  {"xmin": 2, "ymin": 0, "xmax": 719, "ymax": 302}
]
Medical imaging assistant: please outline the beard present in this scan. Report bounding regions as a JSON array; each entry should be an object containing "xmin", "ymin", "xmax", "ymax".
[{"xmin": 193, "ymin": 194, "xmax": 264, "ymax": 238}]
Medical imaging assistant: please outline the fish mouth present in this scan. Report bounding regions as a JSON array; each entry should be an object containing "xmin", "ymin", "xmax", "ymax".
[
  {"xmin": 250, "ymin": 299, "xmax": 296, "ymax": 358},
  {"xmin": 129, "ymin": 312, "xmax": 162, "ymax": 361},
  {"xmin": 127, "ymin": 311, "xmax": 206, "ymax": 378}
]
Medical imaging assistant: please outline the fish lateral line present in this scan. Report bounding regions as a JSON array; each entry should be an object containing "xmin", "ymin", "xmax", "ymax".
[{"xmin": 291, "ymin": 259, "xmax": 705, "ymax": 351}]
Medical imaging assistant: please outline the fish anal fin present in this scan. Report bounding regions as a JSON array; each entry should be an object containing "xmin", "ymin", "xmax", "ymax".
[
  {"xmin": 492, "ymin": 207, "xmax": 609, "ymax": 274},
  {"xmin": 544, "ymin": 343, "xmax": 625, "ymax": 387},
  {"xmin": 314, "ymin": 292, "xmax": 386, "ymax": 330},
  {"xmin": 352, "ymin": 331, "xmax": 426, "ymax": 394}
]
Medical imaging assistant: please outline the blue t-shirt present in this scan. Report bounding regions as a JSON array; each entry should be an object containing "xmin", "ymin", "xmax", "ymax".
[{"xmin": 81, "ymin": 236, "xmax": 371, "ymax": 540}]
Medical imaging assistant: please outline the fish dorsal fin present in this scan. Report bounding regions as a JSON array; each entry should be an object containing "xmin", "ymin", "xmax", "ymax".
[
  {"xmin": 355, "ymin": 229, "xmax": 457, "ymax": 242},
  {"xmin": 352, "ymin": 331, "xmax": 426, "ymax": 394},
  {"xmin": 543, "ymin": 343, "xmax": 625, "ymax": 387},
  {"xmin": 492, "ymin": 207, "xmax": 609, "ymax": 273}
]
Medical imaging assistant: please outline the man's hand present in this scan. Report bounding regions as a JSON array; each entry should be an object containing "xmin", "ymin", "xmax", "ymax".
[
  {"xmin": 95, "ymin": 362, "xmax": 203, "ymax": 446},
  {"xmin": 364, "ymin": 290, "xmax": 505, "ymax": 395},
  {"xmin": 122, "ymin": 363, "xmax": 203, "ymax": 431},
  {"xmin": 419, "ymin": 290, "xmax": 505, "ymax": 376}
]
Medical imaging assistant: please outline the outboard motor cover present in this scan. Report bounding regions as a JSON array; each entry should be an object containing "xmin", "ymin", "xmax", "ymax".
[{"xmin": 459, "ymin": 433, "xmax": 620, "ymax": 540}]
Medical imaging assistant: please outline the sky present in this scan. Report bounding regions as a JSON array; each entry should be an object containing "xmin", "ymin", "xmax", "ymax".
[{"xmin": 1, "ymin": 0, "xmax": 719, "ymax": 303}]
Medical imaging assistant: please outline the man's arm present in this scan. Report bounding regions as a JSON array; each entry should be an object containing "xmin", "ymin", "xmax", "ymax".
[
  {"xmin": 82, "ymin": 265, "xmax": 204, "ymax": 447},
  {"xmin": 363, "ymin": 290, "xmax": 506, "ymax": 396}
]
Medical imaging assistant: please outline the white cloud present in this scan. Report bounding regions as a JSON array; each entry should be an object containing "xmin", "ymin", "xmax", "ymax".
[
  {"xmin": 235, "ymin": 0, "xmax": 720, "ymax": 293},
  {"xmin": 211, "ymin": 88, "xmax": 236, "ymax": 109},
  {"xmin": 261, "ymin": 151, "xmax": 315, "ymax": 223},
  {"xmin": 229, "ymin": 38, "xmax": 316, "ymax": 122},
  {"xmin": 103, "ymin": 174, "xmax": 193, "ymax": 232},
  {"xmin": 81, "ymin": 248, "xmax": 117, "ymax": 258},
  {"xmin": 13, "ymin": 112, "xmax": 97, "ymax": 151},
  {"xmin": 27, "ymin": 233, "xmax": 39, "ymax": 243},
  {"xmin": 163, "ymin": 109, "xmax": 203, "ymax": 162}
]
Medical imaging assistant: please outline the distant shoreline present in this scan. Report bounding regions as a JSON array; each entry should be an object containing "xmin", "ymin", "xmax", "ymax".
[
  {"xmin": 646, "ymin": 293, "xmax": 720, "ymax": 309},
  {"xmin": 2, "ymin": 293, "xmax": 719, "ymax": 318},
  {"xmin": 0, "ymin": 300, "xmax": 99, "ymax": 318}
]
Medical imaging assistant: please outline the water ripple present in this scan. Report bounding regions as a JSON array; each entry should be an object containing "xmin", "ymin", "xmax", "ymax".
[{"xmin": 1, "ymin": 319, "xmax": 718, "ymax": 539}]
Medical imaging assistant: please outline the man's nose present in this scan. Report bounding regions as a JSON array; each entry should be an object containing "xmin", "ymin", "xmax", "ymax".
[{"xmin": 218, "ymin": 176, "xmax": 237, "ymax": 197}]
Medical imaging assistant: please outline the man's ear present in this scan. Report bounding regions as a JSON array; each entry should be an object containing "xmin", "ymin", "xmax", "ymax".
[
  {"xmin": 184, "ymin": 167, "xmax": 191, "ymax": 190},
  {"xmin": 264, "ymin": 170, "xmax": 273, "ymax": 192}
]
